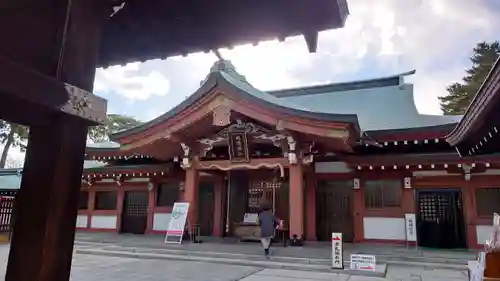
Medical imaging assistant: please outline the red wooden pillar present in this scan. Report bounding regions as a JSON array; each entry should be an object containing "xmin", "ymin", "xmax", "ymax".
[
  {"xmin": 146, "ymin": 183, "xmax": 156, "ymax": 234},
  {"xmin": 184, "ymin": 168, "xmax": 199, "ymax": 227},
  {"xmin": 116, "ymin": 188, "xmax": 125, "ymax": 232},
  {"xmin": 289, "ymin": 164, "xmax": 304, "ymax": 240},
  {"xmin": 352, "ymin": 184, "xmax": 364, "ymax": 243},
  {"xmin": 212, "ymin": 176, "xmax": 224, "ymax": 237},
  {"xmin": 305, "ymin": 172, "xmax": 317, "ymax": 241},
  {"xmin": 462, "ymin": 185, "xmax": 477, "ymax": 248},
  {"xmin": 402, "ymin": 188, "xmax": 415, "ymax": 213},
  {"xmin": 87, "ymin": 189, "xmax": 96, "ymax": 229}
]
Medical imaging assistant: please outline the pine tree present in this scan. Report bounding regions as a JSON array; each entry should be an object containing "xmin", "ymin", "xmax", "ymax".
[
  {"xmin": 439, "ymin": 41, "xmax": 500, "ymax": 115},
  {"xmin": 0, "ymin": 122, "xmax": 28, "ymax": 168},
  {"xmin": 88, "ymin": 114, "xmax": 143, "ymax": 143}
]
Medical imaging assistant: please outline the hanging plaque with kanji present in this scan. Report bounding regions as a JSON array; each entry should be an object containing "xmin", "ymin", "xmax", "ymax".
[{"xmin": 228, "ymin": 131, "xmax": 249, "ymax": 163}]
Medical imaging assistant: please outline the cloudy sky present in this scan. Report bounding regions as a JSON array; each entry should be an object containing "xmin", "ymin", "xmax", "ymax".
[
  {"xmin": 94, "ymin": 0, "xmax": 500, "ymax": 122},
  {"xmin": 3, "ymin": 0, "xmax": 500, "ymax": 166}
]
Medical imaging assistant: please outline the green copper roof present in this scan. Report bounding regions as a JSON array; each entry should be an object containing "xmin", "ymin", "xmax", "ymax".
[
  {"xmin": 277, "ymin": 81, "xmax": 462, "ymax": 132},
  {"xmin": 0, "ymin": 169, "xmax": 22, "ymax": 190},
  {"xmin": 86, "ymin": 141, "xmax": 121, "ymax": 151},
  {"xmin": 106, "ymin": 60, "xmax": 462, "ymax": 143},
  {"xmin": 110, "ymin": 60, "xmax": 361, "ymax": 141},
  {"xmin": 0, "ymin": 161, "xmax": 108, "ymax": 190}
]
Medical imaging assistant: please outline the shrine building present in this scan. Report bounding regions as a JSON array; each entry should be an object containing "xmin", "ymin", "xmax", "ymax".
[{"xmin": 5, "ymin": 60, "xmax": 500, "ymax": 250}]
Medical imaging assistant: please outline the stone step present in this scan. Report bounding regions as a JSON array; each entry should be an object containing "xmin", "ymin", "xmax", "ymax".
[
  {"xmin": 75, "ymin": 247, "xmax": 387, "ymax": 278},
  {"xmin": 74, "ymin": 241, "xmax": 470, "ymax": 268}
]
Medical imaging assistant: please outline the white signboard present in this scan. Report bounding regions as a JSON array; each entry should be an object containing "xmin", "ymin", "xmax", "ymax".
[
  {"xmin": 243, "ymin": 213, "xmax": 259, "ymax": 223},
  {"xmin": 165, "ymin": 202, "xmax": 190, "ymax": 244},
  {"xmin": 331, "ymin": 232, "xmax": 344, "ymax": 269},
  {"xmin": 350, "ymin": 254, "xmax": 376, "ymax": 271},
  {"xmin": 405, "ymin": 213, "xmax": 417, "ymax": 242}
]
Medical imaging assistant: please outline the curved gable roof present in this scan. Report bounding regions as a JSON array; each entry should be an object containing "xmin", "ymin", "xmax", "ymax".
[
  {"xmin": 110, "ymin": 60, "xmax": 360, "ymax": 141},
  {"xmin": 272, "ymin": 71, "xmax": 462, "ymax": 133},
  {"xmin": 109, "ymin": 62, "xmax": 461, "ymax": 143}
]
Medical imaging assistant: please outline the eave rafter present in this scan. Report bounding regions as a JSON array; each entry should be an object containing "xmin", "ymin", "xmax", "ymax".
[
  {"xmin": 446, "ymin": 58, "xmax": 500, "ymax": 146},
  {"xmin": 362, "ymin": 138, "xmax": 443, "ymax": 148},
  {"xmin": 346, "ymin": 153, "xmax": 500, "ymax": 172}
]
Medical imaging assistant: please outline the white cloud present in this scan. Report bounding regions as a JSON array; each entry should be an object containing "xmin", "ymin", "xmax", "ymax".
[
  {"xmin": 95, "ymin": 0, "xmax": 499, "ymax": 116},
  {"xmin": 94, "ymin": 62, "xmax": 171, "ymax": 100},
  {"xmin": 4, "ymin": 1, "xmax": 499, "ymax": 164}
]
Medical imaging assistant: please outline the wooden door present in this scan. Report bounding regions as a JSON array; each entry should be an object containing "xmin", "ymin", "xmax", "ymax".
[
  {"xmin": 416, "ymin": 189, "xmax": 466, "ymax": 249},
  {"xmin": 120, "ymin": 191, "xmax": 149, "ymax": 234},
  {"xmin": 198, "ymin": 182, "xmax": 215, "ymax": 236},
  {"xmin": 316, "ymin": 180, "xmax": 354, "ymax": 242}
]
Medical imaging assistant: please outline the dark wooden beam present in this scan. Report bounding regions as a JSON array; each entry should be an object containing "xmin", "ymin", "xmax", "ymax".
[
  {"xmin": 3, "ymin": 0, "xmax": 106, "ymax": 280},
  {"xmin": 6, "ymin": 116, "xmax": 88, "ymax": 281},
  {"xmin": 0, "ymin": 57, "xmax": 106, "ymax": 126}
]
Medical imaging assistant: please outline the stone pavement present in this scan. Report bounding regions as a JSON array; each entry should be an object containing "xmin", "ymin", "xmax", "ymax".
[
  {"xmin": 242, "ymin": 267, "xmax": 468, "ymax": 281},
  {"xmin": 0, "ymin": 244, "xmax": 469, "ymax": 281},
  {"xmin": 74, "ymin": 232, "xmax": 477, "ymax": 264}
]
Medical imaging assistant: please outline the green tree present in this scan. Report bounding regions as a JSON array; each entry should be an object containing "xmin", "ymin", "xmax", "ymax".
[
  {"xmin": 88, "ymin": 114, "xmax": 143, "ymax": 143},
  {"xmin": 0, "ymin": 122, "xmax": 28, "ymax": 168},
  {"xmin": 439, "ymin": 41, "xmax": 500, "ymax": 115}
]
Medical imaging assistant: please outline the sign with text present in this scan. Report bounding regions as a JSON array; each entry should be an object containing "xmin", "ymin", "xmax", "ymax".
[
  {"xmin": 165, "ymin": 202, "xmax": 190, "ymax": 244},
  {"xmin": 228, "ymin": 132, "xmax": 250, "ymax": 163},
  {"xmin": 331, "ymin": 232, "xmax": 344, "ymax": 269},
  {"xmin": 243, "ymin": 213, "xmax": 259, "ymax": 223},
  {"xmin": 350, "ymin": 254, "xmax": 376, "ymax": 271},
  {"xmin": 405, "ymin": 213, "xmax": 417, "ymax": 242}
]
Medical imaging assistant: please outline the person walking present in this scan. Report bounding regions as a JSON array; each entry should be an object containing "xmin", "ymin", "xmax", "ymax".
[{"xmin": 258, "ymin": 201, "xmax": 279, "ymax": 259}]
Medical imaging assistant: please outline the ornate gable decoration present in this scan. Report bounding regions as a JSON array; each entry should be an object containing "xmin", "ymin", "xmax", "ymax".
[
  {"xmin": 212, "ymin": 105, "xmax": 231, "ymax": 127},
  {"xmin": 197, "ymin": 120, "xmax": 290, "ymax": 162}
]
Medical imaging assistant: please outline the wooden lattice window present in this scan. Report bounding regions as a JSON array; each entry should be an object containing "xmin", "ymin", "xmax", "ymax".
[
  {"xmin": 78, "ymin": 191, "xmax": 89, "ymax": 210},
  {"xmin": 94, "ymin": 191, "xmax": 117, "ymax": 210},
  {"xmin": 475, "ymin": 188, "xmax": 500, "ymax": 216},
  {"xmin": 247, "ymin": 179, "xmax": 282, "ymax": 213},
  {"xmin": 156, "ymin": 182, "xmax": 179, "ymax": 207},
  {"xmin": 364, "ymin": 180, "xmax": 402, "ymax": 209}
]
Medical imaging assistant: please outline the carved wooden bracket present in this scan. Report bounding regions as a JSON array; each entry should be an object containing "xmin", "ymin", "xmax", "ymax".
[
  {"xmin": 287, "ymin": 136, "xmax": 298, "ymax": 164},
  {"xmin": 198, "ymin": 136, "xmax": 226, "ymax": 157},
  {"xmin": 198, "ymin": 120, "xmax": 276, "ymax": 157},
  {"xmin": 62, "ymin": 83, "xmax": 107, "ymax": 124},
  {"xmin": 114, "ymin": 175, "xmax": 123, "ymax": 187},
  {"xmin": 302, "ymin": 155, "xmax": 314, "ymax": 165},
  {"xmin": 180, "ymin": 142, "xmax": 192, "ymax": 169},
  {"xmin": 254, "ymin": 133, "xmax": 287, "ymax": 148},
  {"xmin": 301, "ymin": 141, "xmax": 317, "ymax": 165},
  {"xmin": 353, "ymin": 178, "xmax": 360, "ymax": 189},
  {"xmin": 81, "ymin": 178, "xmax": 94, "ymax": 188}
]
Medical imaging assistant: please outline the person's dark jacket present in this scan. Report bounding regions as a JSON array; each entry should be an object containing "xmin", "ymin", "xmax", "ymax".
[{"xmin": 258, "ymin": 209, "xmax": 277, "ymax": 238}]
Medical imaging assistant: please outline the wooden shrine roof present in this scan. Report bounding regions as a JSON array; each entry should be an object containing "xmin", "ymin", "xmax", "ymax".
[
  {"xmin": 110, "ymin": 60, "xmax": 360, "ymax": 143},
  {"xmin": 446, "ymin": 57, "xmax": 500, "ymax": 156},
  {"xmin": 98, "ymin": 0, "xmax": 349, "ymax": 67},
  {"xmin": 271, "ymin": 71, "xmax": 462, "ymax": 134},
  {"xmin": 108, "ymin": 62, "xmax": 460, "ymax": 146}
]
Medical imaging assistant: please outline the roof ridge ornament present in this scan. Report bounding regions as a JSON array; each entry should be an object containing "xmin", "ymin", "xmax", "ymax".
[
  {"xmin": 208, "ymin": 49, "xmax": 248, "ymax": 83},
  {"xmin": 213, "ymin": 49, "xmax": 224, "ymax": 61},
  {"xmin": 200, "ymin": 50, "xmax": 247, "ymax": 85}
]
